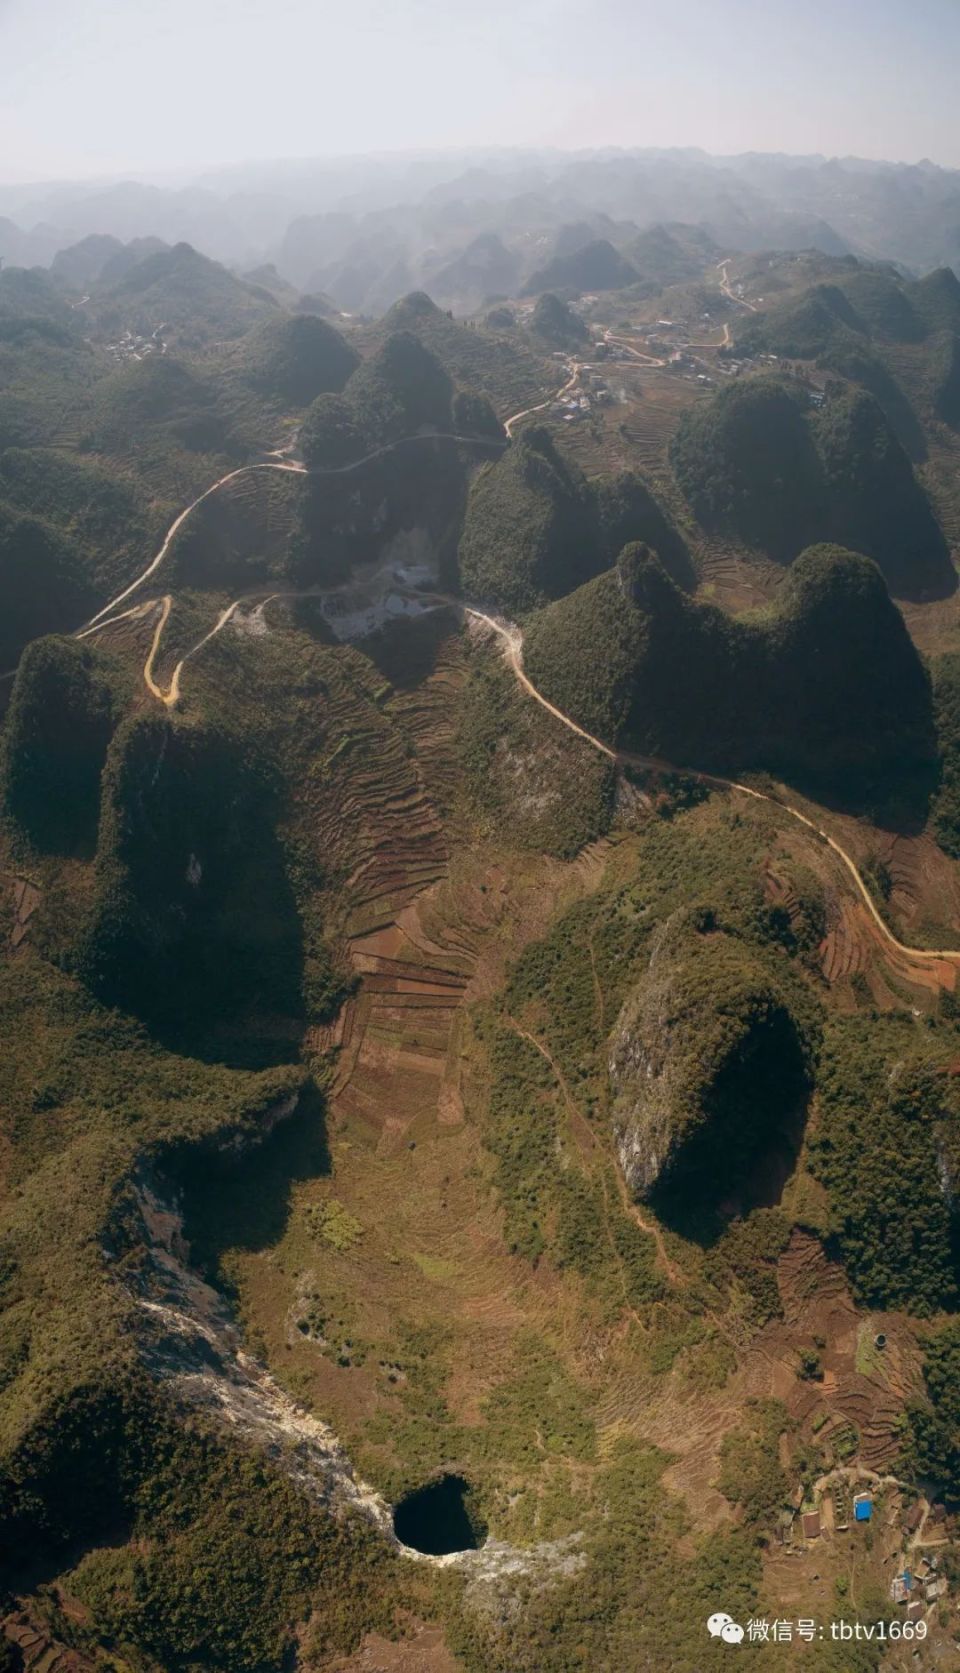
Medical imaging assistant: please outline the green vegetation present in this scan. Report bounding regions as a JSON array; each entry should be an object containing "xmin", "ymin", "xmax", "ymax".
[
  {"xmin": 457, "ymin": 425, "xmax": 595, "ymax": 612},
  {"xmin": 797, "ymin": 1346, "xmax": 824, "ymax": 1380},
  {"xmin": 0, "ymin": 264, "xmax": 77, "ymax": 328},
  {"xmin": 524, "ymin": 238, "xmax": 638, "ymax": 298},
  {"xmin": 458, "ymin": 428, "xmax": 688, "ymax": 615},
  {"xmin": 671, "ymin": 375, "xmax": 952, "ymax": 596},
  {"xmin": 9, "ymin": 1378, "xmax": 397, "ymax": 1671},
  {"xmin": 809, "ymin": 1018, "xmax": 960, "ymax": 1313},
  {"xmin": 0, "ymin": 443, "xmax": 167, "ymax": 599},
  {"xmin": 345, "ymin": 330, "xmax": 454, "ymax": 444},
  {"xmin": 610, "ymin": 923, "xmax": 816, "ymax": 1221},
  {"xmin": 717, "ymin": 1399, "xmax": 790, "ymax": 1528},
  {"xmin": 625, "ymin": 223, "xmax": 719, "ymax": 287},
  {"xmin": 456, "ymin": 653, "xmax": 614, "ymax": 857},
  {"xmin": 906, "ymin": 1320, "xmax": 960, "ymax": 1499},
  {"xmin": 735, "ymin": 267, "xmax": 935, "ymax": 360},
  {"xmin": 299, "ymin": 389, "xmax": 366, "ymax": 469},
  {"xmin": 167, "ymin": 465, "xmax": 304, "ymax": 591},
  {"xmin": 1, "ymin": 635, "xmax": 125, "ymax": 855},
  {"xmin": 0, "ymin": 497, "xmax": 95, "ymax": 664},
  {"xmin": 815, "ymin": 385, "xmax": 949, "ymax": 596},
  {"xmin": 86, "ymin": 353, "xmax": 234, "ymax": 454},
  {"xmin": 451, "ymin": 385, "xmax": 503, "ymax": 439},
  {"xmin": 5, "ymin": 222, "xmax": 960, "ymax": 1670},
  {"xmin": 524, "ymin": 541, "xmax": 936, "ymax": 811},
  {"xmin": 293, "ymin": 330, "xmax": 504, "ymax": 590},
  {"xmin": 449, "ymin": 1439, "xmax": 764, "ymax": 1672},
  {"xmin": 72, "ymin": 712, "xmax": 304, "ymax": 1048},
  {"xmin": 92, "ymin": 240, "xmax": 277, "ymax": 347},
  {"xmin": 368, "ymin": 290, "xmax": 551, "ymax": 417},
  {"xmin": 911, "ymin": 267, "xmax": 960, "ymax": 337},
  {"xmin": 932, "ymin": 652, "xmax": 960, "ymax": 857},
  {"xmin": 594, "ymin": 469, "xmax": 695, "ymax": 590},
  {"xmin": 305, "ymin": 1196, "xmax": 363, "ymax": 1251},
  {"xmin": 478, "ymin": 800, "xmax": 823, "ymax": 1300},
  {"xmin": 236, "ymin": 311, "xmax": 359, "ymax": 405},
  {"xmin": 529, "ymin": 291, "xmax": 588, "ymax": 349},
  {"xmin": 932, "ymin": 331, "xmax": 960, "ymax": 426},
  {"xmin": 736, "ymin": 282, "xmax": 867, "ymax": 360},
  {"xmin": 0, "ymin": 945, "xmax": 306, "ymax": 1547},
  {"xmin": 671, "ymin": 376, "xmax": 827, "ymax": 562},
  {"xmin": 817, "ymin": 341, "xmax": 926, "ymax": 461}
]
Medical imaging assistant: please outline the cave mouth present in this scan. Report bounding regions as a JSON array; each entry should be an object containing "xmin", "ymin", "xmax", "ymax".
[{"xmin": 392, "ymin": 1472, "xmax": 487, "ymax": 1556}]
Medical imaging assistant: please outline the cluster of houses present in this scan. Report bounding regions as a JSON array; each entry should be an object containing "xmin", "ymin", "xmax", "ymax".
[
  {"xmin": 780, "ymin": 1476, "xmax": 953, "ymax": 1625},
  {"xmin": 550, "ymin": 359, "xmax": 614, "ymax": 423},
  {"xmin": 890, "ymin": 1553, "xmax": 948, "ymax": 1614},
  {"xmin": 781, "ymin": 1480, "xmax": 875, "ymax": 1544},
  {"xmin": 104, "ymin": 321, "xmax": 167, "ymax": 365}
]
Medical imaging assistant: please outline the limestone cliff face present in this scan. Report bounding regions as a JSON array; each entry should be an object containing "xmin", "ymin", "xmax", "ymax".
[
  {"xmin": 124, "ymin": 1151, "xmax": 585, "ymax": 1583},
  {"xmin": 608, "ymin": 923, "xmax": 813, "ymax": 1205}
]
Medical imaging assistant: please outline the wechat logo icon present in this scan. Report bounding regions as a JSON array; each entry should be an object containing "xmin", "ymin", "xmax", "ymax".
[{"xmin": 707, "ymin": 1612, "xmax": 745, "ymax": 1645}]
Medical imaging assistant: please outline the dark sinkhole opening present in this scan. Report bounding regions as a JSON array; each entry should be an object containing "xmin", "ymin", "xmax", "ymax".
[{"xmin": 392, "ymin": 1472, "xmax": 487, "ymax": 1556}]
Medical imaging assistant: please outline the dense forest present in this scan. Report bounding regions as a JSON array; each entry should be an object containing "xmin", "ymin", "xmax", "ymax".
[
  {"xmin": 670, "ymin": 375, "xmax": 954, "ymax": 597},
  {"xmin": 524, "ymin": 540, "xmax": 936, "ymax": 809}
]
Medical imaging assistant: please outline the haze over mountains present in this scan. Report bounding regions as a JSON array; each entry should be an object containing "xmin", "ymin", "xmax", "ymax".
[
  {"xmin": 4, "ymin": 146, "xmax": 960, "ymax": 318},
  {"xmin": 12, "ymin": 115, "xmax": 960, "ymax": 1668}
]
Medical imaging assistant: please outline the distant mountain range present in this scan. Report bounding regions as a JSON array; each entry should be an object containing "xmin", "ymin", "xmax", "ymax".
[{"xmin": 2, "ymin": 147, "xmax": 960, "ymax": 318}]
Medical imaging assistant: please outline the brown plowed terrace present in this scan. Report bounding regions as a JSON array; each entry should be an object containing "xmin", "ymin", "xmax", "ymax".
[{"xmin": 78, "ymin": 365, "xmax": 960, "ymax": 983}]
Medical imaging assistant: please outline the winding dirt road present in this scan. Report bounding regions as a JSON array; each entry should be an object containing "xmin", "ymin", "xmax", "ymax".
[
  {"xmin": 503, "ymin": 362, "xmax": 580, "ymax": 436},
  {"xmin": 77, "ymin": 370, "xmax": 580, "ymax": 697},
  {"xmin": 82, "ymin": 432, "xmax": 513, "ymax": 632},
  {"xmin": 85, "ymin": 462, "xmax": 307, "ymax": 627},
  {"xmin": 465, "ymin": 607, "xmax": 960, "ymax": 974},
  {"xmin": 606, "ymin": 337, "xmax": 667, "ymax": 368},
  {"xmin": 72, "ymin": 374, "xmax": 960, "ymax": 977},
  {"xmin": 717, "ymin": 258, "xmax": 759, "ymax": 315}
]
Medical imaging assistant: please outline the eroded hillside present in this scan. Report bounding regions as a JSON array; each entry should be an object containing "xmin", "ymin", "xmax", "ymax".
[{"xmin": 4, "ymin": 248, "xmax": 960, "ymax": 1672}]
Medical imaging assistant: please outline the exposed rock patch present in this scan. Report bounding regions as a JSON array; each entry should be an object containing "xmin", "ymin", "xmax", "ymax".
[
  {"xmin": 609, "ymin": 920, "xmax": 814, "ymax": 1218},
  {"xmin": 123, "ymin": 1168, "xmax": 584, "ymax": 1582}
]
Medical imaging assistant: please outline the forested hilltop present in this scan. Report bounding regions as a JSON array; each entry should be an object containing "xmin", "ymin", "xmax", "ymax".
[{"xmin": 4, "ymin": 213, "xmax": 960, "ymax": 1673}]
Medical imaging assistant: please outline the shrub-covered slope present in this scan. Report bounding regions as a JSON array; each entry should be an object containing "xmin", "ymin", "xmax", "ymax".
[
  {"xmin": 529, "ymin": 292, "xmax": 589, "ymax": 349},
  {"xmin": 364, "ymin": 290, "xmax": 552, "ymax": 417},
  {"xmin": 524, "ymin": 238, "xmax": 639, "ymax": 298},
  {"xmin": 91, "ymin": 240, "xmax": 277, "ymax": 346},
  {"xmin": 1, "ymin": 636, "xmax": 123, "ymax": 856},
  {"xmin": 610, "ymin": 925, "xmax": 814, "ymax": 1216},
  {"xmin": 74, "ymin": 714, "xmax": 304, "ymax": 1041},
  {"xmin": 524, "ymin": 541, "xmax": 935, "ymax": 801},
  {"xmin": 236, "ymin": 313, "xmax": 360, "ymax": 405},
  {"xmin": 458, "ymin": 429, "xmax": 691, "ymax": 615},
  {"xmin": 0, "ymin": 498, "xmax": 95, "ymax": 665},
  {"xmin": 671, "ymin": 375, "xmax": 953, "ymax": 597},
  {"xmin": 457, "ymin": 427, "xmax": 595, "ymax": 612},
  {"xmin": 292, "ymin": 331, "xmax": 504, "ymax": 589}
]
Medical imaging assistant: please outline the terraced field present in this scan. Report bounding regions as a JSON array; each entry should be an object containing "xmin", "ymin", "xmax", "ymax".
[{"xmin": 1, "ymin": 1609, "xmax": 96, "ymax": 1672}]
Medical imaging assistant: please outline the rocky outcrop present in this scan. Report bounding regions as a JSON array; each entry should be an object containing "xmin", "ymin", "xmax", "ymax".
[
  {"xmin": 124, "ymin": 1169, "xmax": 585, "ymax": 1582},
  {"xmin": 608, "ymin": 922, "xmax": 813, "ymax": 1206}
]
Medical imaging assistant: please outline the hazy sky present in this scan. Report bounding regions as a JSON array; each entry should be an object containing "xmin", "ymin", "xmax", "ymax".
[{"xmin": 3, "ymin": 0, "xmax": 960, "ymax": 183}]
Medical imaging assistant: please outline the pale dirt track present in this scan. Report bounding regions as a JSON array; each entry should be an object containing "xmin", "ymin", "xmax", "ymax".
[
  {"xmin": 606, "ymin": 337, "xmax": 667, "ymax": 368},
  {"xmin": 77, "ymin": 371, "xmax": 579, "ymax": 701},
  {"xmin": 465, "ymin": 608, "xmax": 960, "ymax": 974},
  {"xmin": 503, "ymin": 362, "xmax": 580, "ymax": 436},
  {"xmin": 717, "ymin": 257, "xmax": 760, "ymax": 315},
  {"xmin": 85, "ymin": 462, "xmax": 308, "ymax": 626},
  {"xmin": 74, "ymin": 381, "xmax": 960, "ymax": 975},
  {"xmin": 82, "ymin": 433, "xmax": 512, "ymax": 632}
]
